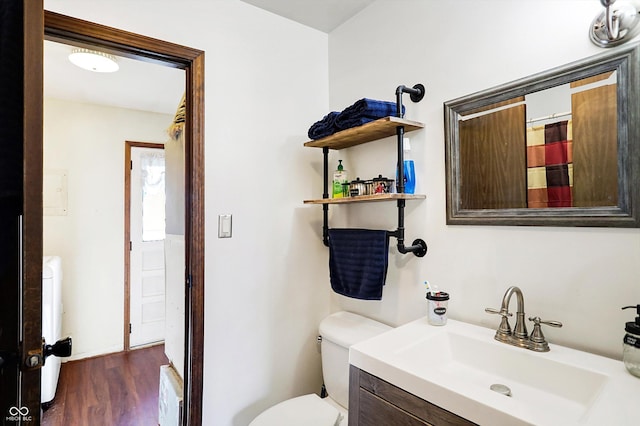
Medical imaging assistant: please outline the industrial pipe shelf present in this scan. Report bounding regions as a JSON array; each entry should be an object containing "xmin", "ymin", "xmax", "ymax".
[
  {"xmin": 303, "ymin": 116, "xmax": 424, "ymax": 150},
  {"xmin": 304, "ymin": 83, "xmax": 428, "ymax": 257},
  {"xmin": 304, "ymin": 193, "xmax": 425, "ymax": 205}
]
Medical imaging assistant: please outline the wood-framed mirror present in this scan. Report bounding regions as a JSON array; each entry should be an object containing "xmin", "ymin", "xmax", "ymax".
[{"xmin": 444, "ymin": 42, "xmax": 640, "ymax": 227}]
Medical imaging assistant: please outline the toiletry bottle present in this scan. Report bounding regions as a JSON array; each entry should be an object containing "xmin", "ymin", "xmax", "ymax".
[
  {"xmin": 622, "ymin": 305, "xmax": 640, "ymax": 378},
  {"xmin": 332, "ymin": 160, "xmax": 348, "ymax": 198},
  {"xmin": 401, "ymin": 138, "xmax": 415, "ymax": 194}
]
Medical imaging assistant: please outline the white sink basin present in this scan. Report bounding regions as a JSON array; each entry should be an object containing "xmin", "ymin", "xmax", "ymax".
[{"xmin": 350, "ymin": 317, "xmax": 639, "ymax": 425}]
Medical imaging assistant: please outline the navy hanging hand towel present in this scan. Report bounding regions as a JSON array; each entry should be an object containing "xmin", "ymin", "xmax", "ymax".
[{"xmin": 328, "ymin": 229, "xmax": 389, "ymax": 300}]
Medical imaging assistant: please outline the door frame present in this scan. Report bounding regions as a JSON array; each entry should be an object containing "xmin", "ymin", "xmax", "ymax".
[
  {"xmin": 124, "ymin": 141, "xmax": 165, "ymax": 351},
  {"xmin": 21, "ymin": 1, "xmax": 45, "ymax": 422},
  {"xmin": 39, "ymin": 11, "xmax": 205, "ymax": 425}
]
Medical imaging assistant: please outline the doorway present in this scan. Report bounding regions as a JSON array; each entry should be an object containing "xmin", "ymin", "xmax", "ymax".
[
  {"xmin": 40, "ymin": 11, "xmax": 205, "ymax": 425},
  {"xmin": 125, "ymin": 142, "xmax": 167, "ymax": 350}
]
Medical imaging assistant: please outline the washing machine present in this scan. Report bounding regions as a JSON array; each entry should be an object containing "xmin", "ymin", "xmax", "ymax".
[{"xmin": 42, "ymin": 256, "xmax": 63, "ymax": 405}]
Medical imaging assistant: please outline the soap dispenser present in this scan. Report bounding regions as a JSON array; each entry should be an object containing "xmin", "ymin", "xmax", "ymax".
[
  {"xmin": 622, "ymin": 305, "xmax": 640, "ymax": 378},
  {"xmin": 332, "ymin": 160, "xmax": 348, "ymax": 199}
]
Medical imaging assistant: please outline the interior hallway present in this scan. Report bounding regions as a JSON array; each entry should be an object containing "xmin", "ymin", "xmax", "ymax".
[{"xmin": 42, "ymin": 344, "xmax": 169, "ymax": 426}]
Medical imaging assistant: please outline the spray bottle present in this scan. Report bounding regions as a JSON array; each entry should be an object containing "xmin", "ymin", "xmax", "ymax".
[{"xmin": 397, "ymin": 138, "xmax": 415, "ymax": 194}]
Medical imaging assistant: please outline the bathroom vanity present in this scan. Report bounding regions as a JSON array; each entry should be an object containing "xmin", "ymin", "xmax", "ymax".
[
  {"xmin": 349, "ymin": 317, "xmax": 640, "ymax": 425},
  {"xmin": 349, "ymin": 366, "xmax": 475, "ymax": 425}
]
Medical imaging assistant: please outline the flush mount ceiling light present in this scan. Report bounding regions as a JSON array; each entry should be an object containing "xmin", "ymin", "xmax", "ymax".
[
  {"xmin": 590, "ymin": 0, "xmax": 640, "ymax": 47},
  {"xmin": 68, "ymin": 48, "xmax": 119, "ymax": 72}
]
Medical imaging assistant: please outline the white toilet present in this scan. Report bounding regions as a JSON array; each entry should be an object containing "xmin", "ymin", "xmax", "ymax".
[{"xmin": 249, "ymin": 311, "xmax": 391, "ymax": 426}]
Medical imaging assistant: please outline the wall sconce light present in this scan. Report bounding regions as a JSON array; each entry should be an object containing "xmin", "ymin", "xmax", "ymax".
[
  {"xmin": 68, "ymin": 48, "xmax": 119, "ymax": 72},
  {"xmin": 590, "ymin": 0, "xmax": 640, "ymax": 47}
]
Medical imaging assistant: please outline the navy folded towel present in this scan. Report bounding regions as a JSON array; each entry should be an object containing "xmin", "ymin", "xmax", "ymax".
[
  {"xmin": 307, "ymin": 98, "xmax": 406, "ymax": 140},
  {"xmin": 333, "ymin": 116, "xmax": 375, "ymax": 131},
  {"xmin": 308, "ymin": 111, "xmax": 340, "ymax": 140},
  {"xmin": 335, "ymin": 98, "xmax": 404, "ymax": 130},
  {"xmin": 328, "ymin": 229, "xmax": 389, "ymax": 300}
]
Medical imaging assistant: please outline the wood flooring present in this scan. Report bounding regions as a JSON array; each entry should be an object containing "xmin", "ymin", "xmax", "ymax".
[{"xmin": 42, "ymin": 344, "xmax": 169, "ymax": 426}]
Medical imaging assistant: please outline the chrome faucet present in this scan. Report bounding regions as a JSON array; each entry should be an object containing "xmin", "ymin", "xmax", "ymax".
[{"xmin": 485, "ymin": 286, "xmax": 562, "ymax": 352}]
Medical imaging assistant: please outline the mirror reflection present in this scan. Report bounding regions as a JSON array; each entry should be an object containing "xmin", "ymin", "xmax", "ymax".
[
  {"xmin": 445, "ymin": 43, "xmax": 640, "ymax": 227},
  {"xmin": 458, "ymin": 71, "xmax": 617, "ymax": 210}
]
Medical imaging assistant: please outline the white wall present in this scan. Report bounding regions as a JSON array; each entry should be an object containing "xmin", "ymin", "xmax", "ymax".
[
  {"xmin": 43, "ymin": 2, "xmax": 331, "ymax": 425},
  {"xmin": 43, "ymin": 1, "xmax": 639, "ymax": 424},
  {"xmin": 164, "ymin": 234, "xmax": 185, "ymax": 379},
  {"xmin": 165, "ymin": 131, "xmax": 186, "ymax": 378},
  {"xmin": 43, "ymin": 97, "xmax": 172, "ymax": 360},
  {"xmin": 328, "ymin": 0, "xmax": 640, "ymax": 359}
]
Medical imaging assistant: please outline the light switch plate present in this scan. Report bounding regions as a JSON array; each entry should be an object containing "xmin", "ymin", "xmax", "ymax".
[{"xmin": 218, "ymin": 214, "xmax": 232, "ymax": 238}]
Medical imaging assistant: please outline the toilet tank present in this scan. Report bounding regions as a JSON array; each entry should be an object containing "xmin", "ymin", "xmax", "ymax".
[{"xmin": 319, "ymin": 311, "xmax": 391, "ymax": 409}]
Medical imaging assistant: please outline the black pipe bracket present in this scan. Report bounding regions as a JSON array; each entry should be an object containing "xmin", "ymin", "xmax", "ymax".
[{"xmin": 392, "ymin": 83, "xmax": 427, "ymax": 257}]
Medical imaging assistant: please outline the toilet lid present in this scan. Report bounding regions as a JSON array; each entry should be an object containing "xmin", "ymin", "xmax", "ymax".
[{"xmin": 249, "ymin": 394, "xmax": 342, "ymax": 426}]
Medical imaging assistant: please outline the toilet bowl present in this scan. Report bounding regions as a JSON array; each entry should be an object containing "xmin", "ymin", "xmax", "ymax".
[
  {"xmin": 249, "ymin": 311, "xmax": 391, "ymax": 426},
  {"xmin": 249, "ymin": 394, "xmax": 347, "ymax": 426}
]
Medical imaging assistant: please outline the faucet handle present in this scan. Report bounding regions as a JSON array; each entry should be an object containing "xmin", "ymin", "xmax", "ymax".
[
  {"xmin": 485, "ymin": 307, "xmax": 512, "ymax": 318},
  {"xmin": 527, "ymin": 316, "xmax": 562, "ymax": 352},
  {"xmin": 528, "ymin": 316, "xmax": 562, "ymax": 329},
  {"xmin": 486, "ymin": 308, "xmax": 513, "ymax": 341}
]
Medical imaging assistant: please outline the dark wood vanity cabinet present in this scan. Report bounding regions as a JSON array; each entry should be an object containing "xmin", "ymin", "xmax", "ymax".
[{"xmin": 349, "ymin": 366, "xmax": 477, "ymax": 426}]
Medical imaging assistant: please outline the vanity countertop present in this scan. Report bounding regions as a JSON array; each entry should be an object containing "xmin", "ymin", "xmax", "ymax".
[{"xmin": 350, "ymin": 317, "xmax": 639, "ymax": 426}]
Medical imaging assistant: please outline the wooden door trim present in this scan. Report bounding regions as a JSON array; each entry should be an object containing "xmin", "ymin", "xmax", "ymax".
[
  {"xmin": 44, "ymin": 11, "xmax": 202, "ymax": 67},
  {"xmin": 43, "ymin": 11, "xmax": 205, "ymax": 425},
  {"xmin": 124, "ymin": 141, "xmax": 165, "ymax": 352},
  {"xmin": 22, "ymin": 0, "xmax": 45, "ymax": 420}
]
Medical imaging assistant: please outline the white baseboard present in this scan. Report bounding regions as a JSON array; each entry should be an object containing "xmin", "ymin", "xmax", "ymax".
[{"xmin": 63, "ymin": 343, "xmax": 123, "ymax": 362}]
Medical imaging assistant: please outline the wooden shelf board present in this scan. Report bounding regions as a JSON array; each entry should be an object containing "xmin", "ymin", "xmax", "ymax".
[
  {"xmin": 303, "ymin": 116, "xmax": 424, "ymax": 150},
  {"xmin": 304, "ymin": 193, "xmax": 426, "ymax": 205}
]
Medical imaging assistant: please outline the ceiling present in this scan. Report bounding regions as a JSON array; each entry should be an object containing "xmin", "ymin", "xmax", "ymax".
[
  {"xmin": 240, "ymin": 0, "xmax": 375, "ymax": 33},
  {"xmin": 44, "ymin": 40, "xmax": 185, "ymax": 116},
  {"xmin": 43, "ymin": 1, "xmax": 373, "ymax": 114}
]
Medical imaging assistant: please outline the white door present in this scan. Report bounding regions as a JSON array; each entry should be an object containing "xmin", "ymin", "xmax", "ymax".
[{"xmin": 130, "ymin": 146, "xmax": 166, "ymax": 347}]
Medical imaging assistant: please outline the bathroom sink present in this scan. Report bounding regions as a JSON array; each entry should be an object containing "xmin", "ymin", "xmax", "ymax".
[
  {"xmin": 392, "ymin": 327, "xmax": 605, "ymax": 424},
  {"xmin": 350, "ymin": 318, "xmax": 639, "ymax": 425}
]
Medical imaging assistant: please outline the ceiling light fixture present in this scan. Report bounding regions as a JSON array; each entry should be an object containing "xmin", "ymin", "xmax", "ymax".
[
  {"xmin": 68, "ymin": 48, "xmax": 119, "ymax": 72},
  {"xmin": 590, "ymin": 0, "xmax": 640, "ymax": 47}
]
